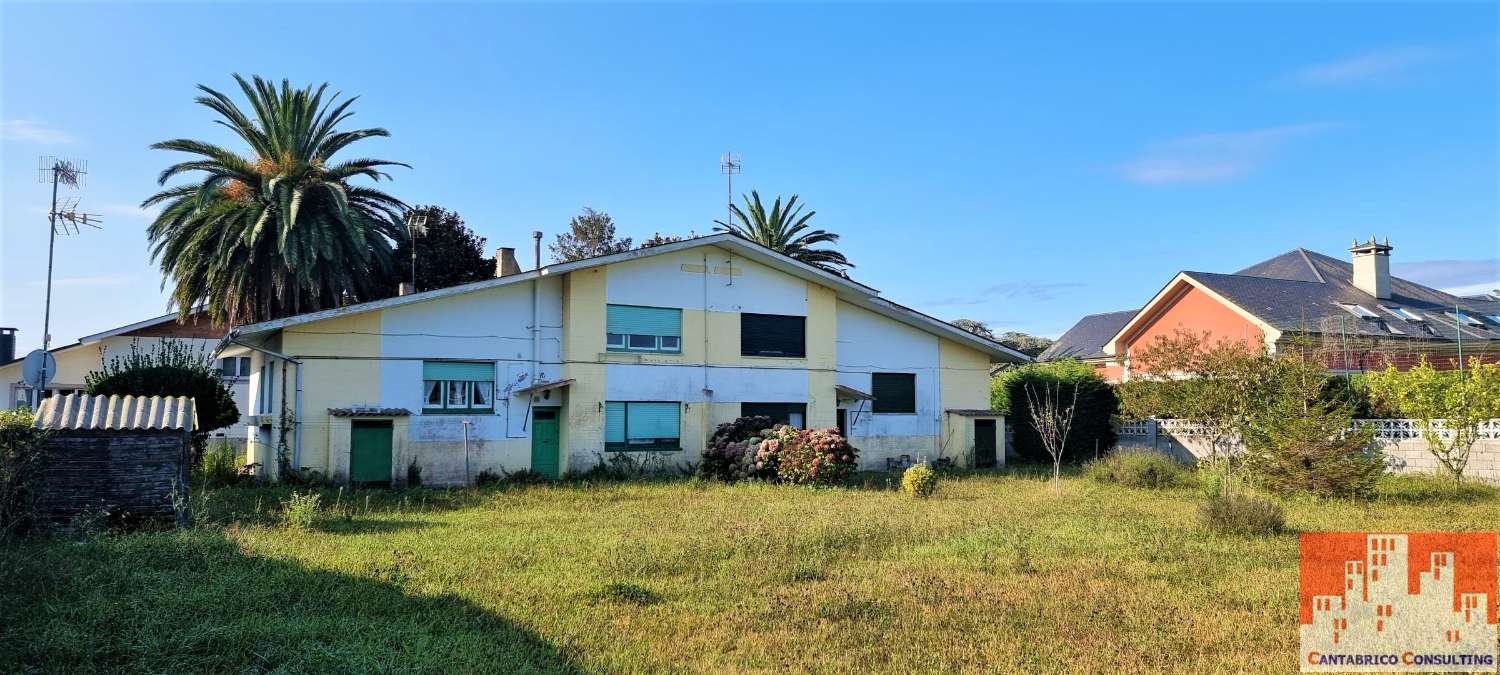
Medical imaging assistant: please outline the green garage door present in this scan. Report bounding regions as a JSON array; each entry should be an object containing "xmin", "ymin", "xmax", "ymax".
[{"xmin": 351, "ymin": 421, "xmax": 394, "ymax": 485}]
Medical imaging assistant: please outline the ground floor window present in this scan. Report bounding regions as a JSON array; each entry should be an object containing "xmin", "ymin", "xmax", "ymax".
[
  {"xmin": 605, "ymin": 401, "xmax": 680, "ymax": 451},
  {"xmin": 741, "ymin": 402, "xmax": 806, "ymax": 428},
  {"xmin": 422, "ymin": 361, "xmax": 496, "ymax": 414}
]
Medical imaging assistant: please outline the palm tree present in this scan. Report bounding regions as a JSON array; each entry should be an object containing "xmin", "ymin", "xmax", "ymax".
[
  {"xmin": 143, "ymin": 74, "xmax": 409, "ymax": 326},
  {"xmin": 713, "ymin": 191, "xmax": 853, "ymax": 274}
]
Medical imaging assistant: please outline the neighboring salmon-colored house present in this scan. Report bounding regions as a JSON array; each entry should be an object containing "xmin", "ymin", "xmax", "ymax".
[{"xmin": 1044, "ymin": 238, "xmax": 1500, "ymax": 382}]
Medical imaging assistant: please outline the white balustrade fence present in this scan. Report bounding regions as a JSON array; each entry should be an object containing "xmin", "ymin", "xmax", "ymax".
[{"xmin": 1117, "ymin": 418, "xmax": 1500, "ymax": 482}]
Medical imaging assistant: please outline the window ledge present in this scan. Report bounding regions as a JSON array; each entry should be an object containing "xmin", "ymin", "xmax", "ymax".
[
  {"xmin": 422, "ymin": 408, "xmax": 496, "ymax": 415},
  {"xmin": 605, "ymin": 445, "xmax": 682, "ymax": 453}
]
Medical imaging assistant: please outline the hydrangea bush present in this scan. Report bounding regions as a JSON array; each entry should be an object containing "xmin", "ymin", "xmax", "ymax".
[
  {"xmin": 699, "ymin": 416, "xmax": 774, "ymax": 482},
  {"xmin": 764, "ymin": 426, "xmax": 858, "ymax": 486}
]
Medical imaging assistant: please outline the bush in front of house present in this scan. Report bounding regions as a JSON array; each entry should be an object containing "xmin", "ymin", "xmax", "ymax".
[
  {"xmin": 1198, "ymin": 493, "xmax": 1285, "ymax": 535},
  {"xmin": 84, "ymin": 338, "xmax": 240, "ymax": 463},
  {"xmin": 0, "ymin": 407, "xmax": 49, "ymax": 541},
  {"xmin": 901, "ymin": 462, "xmax": 937, "ymax": 498},
  {"xmin": 770, "ymin": 427, "xmax": 858, "ymax": 486},
  {"xmin": 279, "ymin": 491, "xmax": 322, "ymax": 531},
  {"xmin": 992, "ymin": 359, "xmax": 1118, "ymax": 465},
  {"xmin": 197, "ymin": 440, "xmax": 241, "ymax": 488},
  {"xmin": 699, "ymin": 415, "xmax": 774, "ymax": 482},
  {"xmin": 1083, "ymin": 449, "xmax": 1188, "ymax": 489}
]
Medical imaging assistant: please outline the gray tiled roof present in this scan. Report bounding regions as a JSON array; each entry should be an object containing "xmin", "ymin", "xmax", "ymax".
[
  {"xmin": 1040, "ymin": 309, "xmax": 1137, "ymax": 361},
  {"xmin": 1186, "ymin": 248, "xmax": 1500, "ymax": 343}
]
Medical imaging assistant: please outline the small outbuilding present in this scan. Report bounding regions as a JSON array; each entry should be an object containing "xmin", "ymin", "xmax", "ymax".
[{"xmin": 32, "ymin": 393, "xmax": 197, "ymax": 522}]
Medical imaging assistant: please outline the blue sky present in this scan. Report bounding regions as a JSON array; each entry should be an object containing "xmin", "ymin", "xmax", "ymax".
[{"xmin": 2, "ymin": 2, "xmax": 1496, "ymax": 354}]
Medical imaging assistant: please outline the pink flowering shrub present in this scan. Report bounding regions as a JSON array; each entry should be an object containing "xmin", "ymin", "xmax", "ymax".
[{"xmin": 759, "ymin": 426, "xmax": 858, "ymax": 486}]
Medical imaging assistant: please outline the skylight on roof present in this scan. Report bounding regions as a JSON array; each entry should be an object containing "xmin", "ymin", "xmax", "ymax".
[
  {"xmin": 1447, "ymin": 310, "xmax": 1485, "ymax": 327},
  {"xmin": 1488, "ymin": 315, "xmax": 1500, "ymax": 327},
  {"xmin": 1340, "ymin": 304, "xmax": 1380, "ymax": 319},
  {"xmin": 1381, "ymin": 306, "xmax": 1424, "ymax": 322}
]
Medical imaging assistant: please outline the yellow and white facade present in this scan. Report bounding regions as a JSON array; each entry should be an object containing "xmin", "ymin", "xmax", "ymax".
[{"xmin": 230, "ymin": 235, "xmax": 1027, "ymax": 484}]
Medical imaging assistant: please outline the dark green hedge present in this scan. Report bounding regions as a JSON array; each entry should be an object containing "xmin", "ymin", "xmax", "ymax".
[{"xmin": 992, "ymin": 360, "xmax": 1118, "ymax": 464}]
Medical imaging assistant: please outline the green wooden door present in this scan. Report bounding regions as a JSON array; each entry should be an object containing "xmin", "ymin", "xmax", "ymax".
[
  {"xmin": 350, "ymin": 421, "xmax": 394, "ymax": 485},
  {"xmin": 531, "ymin": 409, "xmax": 560, "ymax": 479}
]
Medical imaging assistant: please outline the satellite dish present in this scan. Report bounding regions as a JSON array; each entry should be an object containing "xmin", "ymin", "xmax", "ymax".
[{"xmin": 21, "ymin": 349, "xmax": 57, "ymax": 390}]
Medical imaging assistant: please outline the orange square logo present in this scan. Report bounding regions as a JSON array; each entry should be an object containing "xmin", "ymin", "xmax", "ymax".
[{"xmin": 1301, "ymin": 532, "xmax": 1497, "ymax": 672}]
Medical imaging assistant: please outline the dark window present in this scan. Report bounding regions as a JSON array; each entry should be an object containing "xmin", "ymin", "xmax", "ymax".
[
  {"xmin": 741, "ymin": 402, "xmax": 807, "ymax": 428},
  {"xmin": 871, "ymin": 373, "xmax": 916, "ymax": 413},
  {"xmin": 740, "ymin": 313, "xmax": 806, "ymax": 357}
]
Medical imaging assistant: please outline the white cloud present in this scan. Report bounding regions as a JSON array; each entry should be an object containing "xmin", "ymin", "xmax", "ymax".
[
  {"xmin": 0, "ymin": 119, "xmax": 76, "ymax": 144},
  {"xmin": 1117, "ymin": 123, "xmax": 1333, "ymax": 185},
  {"xmin": 1394, "ymin": 258, "xmax": 1500, "ymax": 297},
  {"xmin": 25, "ymin": 275, "xmax": 135, "ymax": 289},
  {"xmin": 1286, "ymin": 47, "xmax": 1447, "ymax": 87}
]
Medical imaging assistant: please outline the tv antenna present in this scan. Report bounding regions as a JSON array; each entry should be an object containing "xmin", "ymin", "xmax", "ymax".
[
  {"xmin": 34, "ymin": 157, "xmax": 102, "ymax": 407},
  {"xmin": 405, "ymin": 211, "xmax": 429, "ymax": 292},
  {"xmin": 720, "ymin": 152, "xmax": 741, "ymax": 227}
]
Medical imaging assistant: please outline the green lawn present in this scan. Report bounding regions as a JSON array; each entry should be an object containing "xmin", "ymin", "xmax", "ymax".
[{"xmin": 2, "ymin": 469, "xmax": 1496, "ymax": 673}]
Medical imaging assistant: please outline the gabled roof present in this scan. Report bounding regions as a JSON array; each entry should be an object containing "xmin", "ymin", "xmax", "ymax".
[
  {"xmin": 1104, "ymin": 247, "xmax": 1500, "ymax": 353},
  {"xmin": 233, "ymin": 233, "xmax": 1032, "ymax": 363},
  {"xmin": 0, "ymin": 312, "xmax": 206, "ymax": 369},
  {"xmin": 1039, "ymin": 310, "xmax": 1137, "ymax": 361}
]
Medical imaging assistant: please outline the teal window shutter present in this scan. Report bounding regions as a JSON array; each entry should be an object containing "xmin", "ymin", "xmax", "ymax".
[
  {"xmin": 607, "ymin": 305, "xmax": 681, "ymax": 337},
  {"xmin": 626, "ymin": 402, "xmax": 679, "ymax": 440},
  {"xmin": 423, "ymin": 361, "xmax": 494, "ymax": 381},
  {"xmin": 605, "ymin": 402, "xmax": 626, "ymax": 443}
]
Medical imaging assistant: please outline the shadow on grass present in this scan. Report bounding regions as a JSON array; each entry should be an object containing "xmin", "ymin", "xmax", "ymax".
[
  {"xmin": 0, "ymin": 529, "xmax": 582, "ymax": 673},
  {"xmin": 1373, "ymin": 474, "xmax": 1500, "ymax": 505}
]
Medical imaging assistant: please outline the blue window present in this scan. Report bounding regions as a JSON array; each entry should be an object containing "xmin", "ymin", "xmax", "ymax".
[
  {"xmin": 604, "ymin": 401, "xmax": 681, "ymax": 451},
  {"xmin": 606, "ymin": 305, "xmax": 682, "ymax": 353}
]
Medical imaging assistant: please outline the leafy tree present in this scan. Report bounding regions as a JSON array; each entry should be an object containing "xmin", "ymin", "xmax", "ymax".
[
  {"xmin": 1117, "ymin": 329, "xmax": 1267, "ymax": 495},
  {"xmin": 993, "ymin": 360, "xmax": 1118, "ymax": 465},
  {"xmin": 374, "ymin": 205, "xmax": 494, "ymax": 296},
  {"xmin": 1241, "ymin": 338, "xmax": 1382, "ymax": 498},
  {"xmin": 144, "ymin": 74, "xmax": 408, "ymax": 326},
  {"xmin": 998, "ymin": 331, "xmax": 1055, "ymax": 357},
  {"xmin": 639, "ymin": 232, "xmax": 693, "ymax": 249},
  {"xmin": 1367, "ymin": 357, "xmax": 1500, "ymax": 484},
  {"xmin": 85, "ymin": 339, "xmax": 240, "ymax": 462},
  {"xmin": 714, "ymin": 191, "xmax": 853, "ymax": 274},
  {"xmin": 951, "ymin": 319, "xmax": 995, "ymax": 339},
  {"xmin": 551, "ymin": 208, "xmax": 631, "ymax": 262}
]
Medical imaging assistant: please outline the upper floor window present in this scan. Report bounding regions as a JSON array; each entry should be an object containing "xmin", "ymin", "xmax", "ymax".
[
  {"xmin": 871, "ymin": 373, "xmax": 916, "ymax": 413},
  {"xmin": 741, "ymin": 313, "xmax": 806, "ymax": 358},
  {"xmin": 422, "ymin": 361, "xmax": 495, "ymax": 414},
  {"xmin": 607, "ymin": 304, "xmax": 682, "ymax": 353},
  {"xmin": 219, "ymin": 356, "xmax": 252, "ymax": 378},
  {"xmin": 604, "ymin": 401, "xmax": 681, "ymax": 451}
]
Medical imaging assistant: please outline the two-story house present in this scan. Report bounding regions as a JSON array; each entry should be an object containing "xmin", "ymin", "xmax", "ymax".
[{"xmin": 227, "ymin": 234, "xmax": 1028, "ymax": 485}]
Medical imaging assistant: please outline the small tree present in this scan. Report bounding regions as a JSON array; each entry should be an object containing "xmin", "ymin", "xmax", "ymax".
[
  {"xmin": 85, "ymin": 339, "xmax": 240, "ymax": 462},
  {"xmin": 1118, "ymin": 329, "xmax": 1269, "ymax": 496},
  {"xmin": 994, "ymin": 360, "xmax": 1118, "ymax": 464},
  {"xmin": 1242, "ymin": 338, "xmax": 1382, "ymax": 498},
  {"xmin": 1366, "ymin": 356, "xmax": 1500, "ymax": 485},
  {"xmin": 550, "ymin": 208, "xmax": 631, "ymax": 262},
  {"xmin": 1024, "ymin": 380, "xmax": 1079, "ymax": 480}
]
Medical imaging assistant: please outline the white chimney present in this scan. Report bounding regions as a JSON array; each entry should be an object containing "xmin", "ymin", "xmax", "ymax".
[
  {"xmin": 496, "ymin": 247, "xmax": 522, "ymax": 277},
  {"xmin": 1350, "ymin": 237, "xmax": 1392, "ymax": 299}
]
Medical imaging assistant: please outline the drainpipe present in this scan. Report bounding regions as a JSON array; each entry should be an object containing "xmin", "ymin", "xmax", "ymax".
[
  {"xmin": 532, "ymin": 230, "xmax": 543, "ymax": 389},
  {"xmin": 228, "ymin": 336, "xmax": 304, "ymax": 471}
]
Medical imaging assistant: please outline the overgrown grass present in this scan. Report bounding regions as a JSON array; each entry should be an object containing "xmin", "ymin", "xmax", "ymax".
[{"xmin": 2, "ymin": 469, "xmax": 1496, "ymax": 673}]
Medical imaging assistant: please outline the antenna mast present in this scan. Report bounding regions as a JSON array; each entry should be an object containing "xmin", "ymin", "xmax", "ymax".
[
  {"xmin": 404, "ymin": 211, "xmax": 429, "ymax": 292},
  {"xmin": 720, "ymin": 152, "xmax": 741, "ymax": 227},
  {"xmin": 34, "ymin": 156, "xmax": 101, "ymax": 407}
]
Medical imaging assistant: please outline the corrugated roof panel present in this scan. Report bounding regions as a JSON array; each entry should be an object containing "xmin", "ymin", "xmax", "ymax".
[{"xmin": 32, "ymin": 394, "xmax": 197, "ymax": 432}]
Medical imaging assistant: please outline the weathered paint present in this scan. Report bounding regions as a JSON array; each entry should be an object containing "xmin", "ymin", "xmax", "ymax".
[{"xmin": 242, "ymin": 240, "xmax": 1008, "ymax": 484}]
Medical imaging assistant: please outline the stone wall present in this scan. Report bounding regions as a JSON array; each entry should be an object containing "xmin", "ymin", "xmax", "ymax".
[
  {"xmin": 1117, "ymin": 419, "xmax": 1500, "ymax": 483},
  {"xmin": 36, "ymin": 429, "xmax": 190, "ymax": 521}
]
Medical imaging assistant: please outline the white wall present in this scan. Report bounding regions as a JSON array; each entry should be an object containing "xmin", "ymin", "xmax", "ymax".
[
  {"xmin": 605, "ymin": 246, "xmax": 809, "ymax": 316},
  {"xmin": 835, "ymin": 301, "xmax": 941, "ymax": 440}
]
